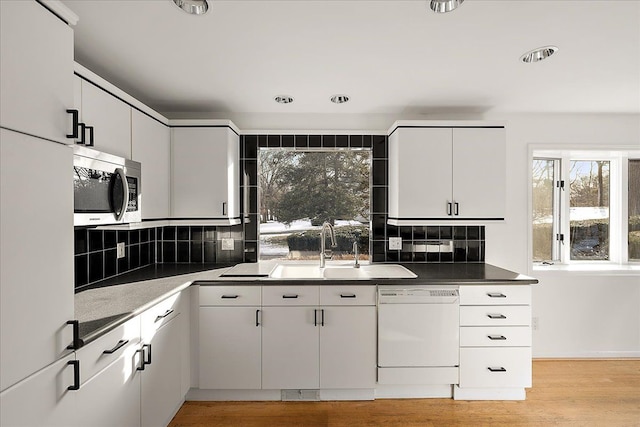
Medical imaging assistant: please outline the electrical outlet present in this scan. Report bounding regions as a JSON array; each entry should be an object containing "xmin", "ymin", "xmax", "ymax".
[
  {"xmin": 532, "ymin": 316, "xmax": 539, "ymax": 331},
  {"xmin": 221, "ymin": 238, "xmax": 234, "ymax": 251},
  {"xmin": 389, "ymin": 237, "xmax": 402, "ymax": 250},
  {"xmin": 117, "ymin": 242, "xmax": 125, "ymax": 259}
]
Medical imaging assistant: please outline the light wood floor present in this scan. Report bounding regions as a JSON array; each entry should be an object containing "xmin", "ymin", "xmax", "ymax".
[{"xmin": 169, "ymin": 360, "xmax": 640, "ymax": 427}]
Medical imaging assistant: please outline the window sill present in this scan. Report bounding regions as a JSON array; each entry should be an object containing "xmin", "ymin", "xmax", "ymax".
[{"xmin": 532, "ymin": 263, "xmax": 640, "ymax": 276}]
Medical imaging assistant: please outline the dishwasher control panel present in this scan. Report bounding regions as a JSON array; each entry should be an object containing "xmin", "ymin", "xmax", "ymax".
[{"xmin": 378, "ymin": 287, "xmax": 459, "ymax": 304}]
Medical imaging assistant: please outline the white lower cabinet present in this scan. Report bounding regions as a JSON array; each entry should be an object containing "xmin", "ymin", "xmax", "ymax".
[{"xmin": 0, "ymin": 354, "xmax": 77, "ymax": 427}]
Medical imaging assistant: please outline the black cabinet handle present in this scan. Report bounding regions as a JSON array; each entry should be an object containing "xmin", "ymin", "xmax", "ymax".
[
  {"xmin": 314, "ymin": 309, "xmax": 318, "ymax": 327},
  {"xmin": 103, "ymin": 339, "xmax": 129, "ymax": 354},
  {"xmin": 143, "ymin": 343, "xmax": 152, "ymax": 366},
  {"xmin": 155, "ymin": 309, "xmax": 174, "ymax": 322},
  {"xmin": 488, "ymin": 335, "xmax": 507, "ymax": 341},
  {"xmin": 487, "ymin": 292, "xmax": 507, "ymax": 298},
  {"xmin": 67, "ymin": 360, "xmax": 80, "ymax": 391},
  {"xmin": 221, "ymin": 295, "xmax": 239, "ymax": 299},
  {"xmin": 487, "ymin": 314, "xmax": 507, "ymax": 319},
  {"xmin": 321, "ymin": 309, "xmax": 325, "ymax": 326},
  {"xmin": 454, "ymin": 202, "xmax": 459, "ymax": 216},
  {"xmin": 66, "ymin": 320, "xmax": 81, "ymax": 350},
  {"xmin": 136, "ymin": 347, "xmax": 146, "ymax": 371},
  {"xmin": 488, "ymin": 367, "xmax": 507, "ymax": 373},
  {"xmin": 66, "ymin": 109, "xmax": 79, "ymax": 139},
  {"xmin": 340, "ymin": 293, "xmax": 356, "ymax": 298},
  {"xmin": 256, "ymin": 309, "xmax": 261, "ymax": 327},
  {"xmin": 77, "ymin": 122, "xmax": 86, "ymax": 145},
  {"xmin": 222, "ymin": 202, "xmax": 227, "ymax": 216},
  {"xmin": 447, "ymin": 202, "xmax": 452, "ymax": 216},
  {"xmin": 85, "ymin": 125, "xmax": 94, "ymax": 147},
  {"xmin": 282, "ymin": 294, "xmax": 299, "ymax": 299}
]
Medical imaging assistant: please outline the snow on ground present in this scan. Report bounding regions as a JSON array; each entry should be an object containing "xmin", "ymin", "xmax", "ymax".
[{"xmin": 260, "ymin": 219, "xmax": 364, "ymax": 235}]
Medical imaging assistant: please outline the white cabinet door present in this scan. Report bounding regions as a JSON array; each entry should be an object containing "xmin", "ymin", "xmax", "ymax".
[
  {"xmin": 199, "ymin": 307, "xmax": 262, "ymax": 389},
  {"xmin": 80, "ymin": 79, "xmax": 131, "ymax": 158},
  {"xmin": 141, "ymin": 315, "xmax": 182, "ymax": 427},
  {"xmin": 319, "ymin": 306, "xmax": 376, "ymax": 389},
  {"xmin": 0, "ymin": 354, "xmax": 77, "ymax": 427},
  {"xmin": 452, "ymin": 128, "xmax": 506, "ymax": 219},
  {"xmin": 74, "ymin": 343, "xmax": 141, "ymax": 427},
  {"xmin": 389, "ymin": 127, "xmax": 453, "ymax": 219},
  {"xmin": 261, "ymin": 307, "xmax": 319, "ymax": 390},
  {"xmin": 0, "ymin": 0, "xmax": 73, "ymax": 142},
  {"xmin": 0, "ymin": 129, "xmax": 74, "ymax": 391},
  {"xmin": 171, "ymin": 127, "xmax": 239, "ymax": 219},
  {"xmin": 131, "ymin": 109, "xmax": 170, "ymax": 219}
]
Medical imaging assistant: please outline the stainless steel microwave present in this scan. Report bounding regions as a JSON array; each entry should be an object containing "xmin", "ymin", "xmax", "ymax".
[{"xmin": 73, "ymin": 146, "xmax": 142, "ymax": 226}]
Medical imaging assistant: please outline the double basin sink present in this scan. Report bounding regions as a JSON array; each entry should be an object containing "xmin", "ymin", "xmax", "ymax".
[{"xmin": 268, "ymin": 263, "xmax": 417, "ymax": 280}]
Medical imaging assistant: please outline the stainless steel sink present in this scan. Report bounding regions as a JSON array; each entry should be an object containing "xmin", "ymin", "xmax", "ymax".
[{"xmin": 269, "ymin": 263, "xmax": 416, "ymax": 280}]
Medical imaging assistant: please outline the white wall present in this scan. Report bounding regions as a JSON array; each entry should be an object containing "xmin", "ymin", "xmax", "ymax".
[{"xmin": 181, "ymin": 111, "xmax": 640, "ymax": 358}]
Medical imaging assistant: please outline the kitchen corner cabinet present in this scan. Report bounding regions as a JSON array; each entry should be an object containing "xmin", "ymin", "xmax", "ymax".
[
  {"xmin": 0, "ymin": 0, "xmax": 74, "ymax": 143},
  {"xmin": 388, "ymin": 126, "xmax": 506, "ymax": 221},
  {"xmin": 131, "ymin": 109, "xmax": 171, "ymax": 219},
  {"xmin": 79, "ymin": 78, "xmax": 132, "ymax": 158},
  {"xmin": 171, "ymin": 127, "xmax": 240, "ymax": 220},
  {"xmin": 0, "ymin": 129, "xmax": 74, "ymax": 392}
]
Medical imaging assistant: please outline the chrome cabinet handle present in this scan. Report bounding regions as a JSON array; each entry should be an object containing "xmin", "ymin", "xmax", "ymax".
[{"xmin": 103, "ymin": 339, "xmax": 129, "ymax": 354}]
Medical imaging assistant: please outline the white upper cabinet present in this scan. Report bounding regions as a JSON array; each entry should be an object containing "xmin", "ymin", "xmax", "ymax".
[
  {"xmin": 171, "ymin": 125, "xmax": 240, "ymax": 222},
  {"xmin": 0, "ymin": 0, "xmax": 75, "ymax": 142},
  {"xmin": 79, "ymin": 79, "xmax": 132, "ymax": 158},
  {"xmin": 131, "ymin": 109, "xmax": 171, "ymax": 219},
  {"xmin": 388, "ymin": 123, "xmax": 506, "ymax": 223},
  {"xmin": 0, "ymin": 129, "xmax": 74, "ymax": 392}
]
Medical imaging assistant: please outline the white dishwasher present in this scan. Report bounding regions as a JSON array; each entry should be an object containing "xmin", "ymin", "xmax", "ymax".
[{"xmin": 378, "ymin": 287, "xmax": 460, "ymax": 373}]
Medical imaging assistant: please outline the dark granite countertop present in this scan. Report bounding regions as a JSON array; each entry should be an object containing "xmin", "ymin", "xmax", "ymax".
[{"xmin": 74, "ymin": 261, "xmax": 536, "ymax": 348}]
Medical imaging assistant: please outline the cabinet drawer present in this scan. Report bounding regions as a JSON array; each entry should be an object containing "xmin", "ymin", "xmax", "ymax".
[
  {"xmin": 459, "ymin": 347, "xmax": 532, "ymax": 388},
  {"xmin": 200, "ymin": 285, "xmax": 261, "ymax": 306},
  {"xmin": 320, "ymin": 285, "xmax": 376, "ymax": 306},
  {"xmin": 459, "ymin": 285, "xmax": 531, "ymax": 306},
  {"xmin": 141, "ymin": 292, "xmax": 182, "ymax": 340},
  {"xmin": 76, "ymin": 316, "xmax": 141, "ymax": 385},
  {"xmin": 460, "ymin": 326, "xmax": 531, "ymax": 347},
  {"xmin": 262, "ymin": 285, "xmax": 319, "ymax": 306},
  {"xmin": 460, "ymin": 305, "xmax": 531, "ymax": 326}
]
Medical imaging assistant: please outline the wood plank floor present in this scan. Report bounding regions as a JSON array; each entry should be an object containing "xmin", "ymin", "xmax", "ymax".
[{"xmin": 168, "ymin": 360, "xmax": 640, "ymax": 427}]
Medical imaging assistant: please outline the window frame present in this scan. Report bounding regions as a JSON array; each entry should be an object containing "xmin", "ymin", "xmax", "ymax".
[{"xmin": 530, "ymin": 146, "xmax": 640, "ymax": 268}]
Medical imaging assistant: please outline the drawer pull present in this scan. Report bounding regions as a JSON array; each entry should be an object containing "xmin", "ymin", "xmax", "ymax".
[
  {"xmin": 155, "ymin": 309, "xmax": 174, "ymax": 322},
  {"xmin": 487, "ymin": 335, "xmax": 507, "ymax": 341},
  {"xmin": 67, "ymin": 360, "xmax": 80, "ymax": 391},
  {"xmin": 256, "ymin": 309, "xmax": 261, "ymax": 327},
  {"xmin": 340, "ymin": 293, "xmax": 357, "ymax": 298},
  {"xmin": 282, "ymin": 294, "xmax": 299, "ymax": 299},
  {"xmin": 488, "ymin": 367, "xmax": 507, "ymax": 373},
  {"xmin": 103, "ymin": 339, "xmax": 129, "ymax": 354},
  {"xmin": 487, "ymin": 292, "xmax": 507, "ymax": 298},
  {"xmin": 487, "ymin": 314, "xmax": 507, "ymax": 319},
  {"xmin": 221, "ymin": 295, "xmax": 239, "ymax": 299}
]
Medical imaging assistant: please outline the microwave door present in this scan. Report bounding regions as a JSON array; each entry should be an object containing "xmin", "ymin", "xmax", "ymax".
[{"xmin": 109, "ymin": 167, "xmax": 129, "ymax": 221}]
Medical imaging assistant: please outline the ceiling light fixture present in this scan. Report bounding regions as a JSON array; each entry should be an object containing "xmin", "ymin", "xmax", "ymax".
[
  {"xmin": 172, "ymin": 0, "xmax": 209, "ymax": 15},
  {"xmin": 430, "ymin": 0, "xmax": 465, "ymax": 13},
  {"xmin": 520, "ymin": 46, "xmax": 558, "ymax": 63},
  {"xmin": 274, "ymin": 96, "xmax": 294, "ymax": 104},
  {"xmin": 330, "ymin": 95, "xmax": 349, "ymax": 104}
]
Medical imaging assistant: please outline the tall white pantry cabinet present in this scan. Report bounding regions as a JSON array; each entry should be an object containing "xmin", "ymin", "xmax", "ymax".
[{"xmin": 0, "ymin": 0, "xmax": 76, "ymax": 398}]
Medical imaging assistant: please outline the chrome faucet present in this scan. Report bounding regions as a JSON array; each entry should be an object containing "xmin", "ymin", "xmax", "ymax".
[
  {"xmin": 320, "ymin": 222, "xmax": 337, "ymax": 268},
  {"xmin": 353, "ymin": 241, "xmax": 360, "ymax": 268}
]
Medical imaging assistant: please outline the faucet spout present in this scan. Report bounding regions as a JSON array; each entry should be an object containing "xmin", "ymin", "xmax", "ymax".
[{"xmin": 320, "ymin": 222, "xmax": 336, "ymax": 268}]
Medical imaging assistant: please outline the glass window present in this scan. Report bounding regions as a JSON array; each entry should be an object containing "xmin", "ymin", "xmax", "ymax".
[
  {"xmin": 569, "ymin": 160, "xmax": 610, "ymax": 260},
  {"xmin": 629, "ymin": 160, "xmax": 640, "ymax": 261},
  {"xmin": 532, "ymin": 159, "xmax": 557, "ymax": 262}
]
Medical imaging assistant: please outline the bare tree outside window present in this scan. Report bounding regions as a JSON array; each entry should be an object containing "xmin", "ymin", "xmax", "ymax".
[
  {"xmin": 532, "ymin": 159, "xmax": 556, "ymax": 261},
  {"xmin": 629, "ymin": 160, "xmax": 640, "ymax": 261}
]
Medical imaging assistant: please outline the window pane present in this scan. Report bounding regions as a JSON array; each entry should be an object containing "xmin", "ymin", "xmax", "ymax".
[
  {"xmin": 569, "ymin": 160, "xmax": 610, "ymax": 260},
  {"xmin": 532, "ymin": 159, "xmax": 556, "ymax": 261},
  {"xmin": 629, "ymin": 160, "xmax": 640, "ymax": 261},
  {"xmin": 259, "ymin": 150, "xmax": 371, "ymax": 261}
]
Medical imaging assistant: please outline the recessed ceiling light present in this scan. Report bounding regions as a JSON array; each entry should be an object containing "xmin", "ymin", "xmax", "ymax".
[
  {"xmin": 330, "ymin": 95, "xmax": 350, "ymax": 104},
  {"xmin": 274, "ymin": 96, "xmax": 294, "ymax": 104},
  {"xmin": 430, "ymin": 0, "xmax": 465, "ymax": 13},
  {"xmin": 172, "ymin": 0, "xmax": 208, "ymax": 15},
  {"xmin": 520, "ymin": 46, "xmax": 559, "ymax": 63}
]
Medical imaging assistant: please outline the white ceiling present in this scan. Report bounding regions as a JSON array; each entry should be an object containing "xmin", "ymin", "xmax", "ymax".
[{"xmin": 63, "ymin": 0, "xmax": 640, "ymax": 118}]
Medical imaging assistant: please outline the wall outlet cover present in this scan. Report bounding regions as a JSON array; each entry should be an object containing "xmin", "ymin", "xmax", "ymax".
[
  {"xmin": 116, "ymin": 242, "xmax": 125, "ymax": 259},
  {"xmin": 221, "ymin": 238, "xmax": 234, "ymax": 251},
  {"xmin": 389, "ymin": 237, "xmax": 402, "ymax": 250}
]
